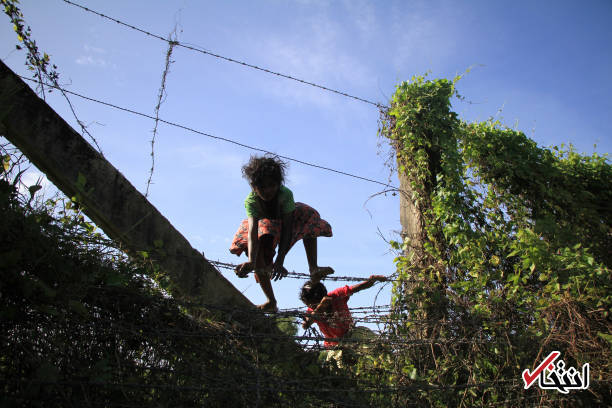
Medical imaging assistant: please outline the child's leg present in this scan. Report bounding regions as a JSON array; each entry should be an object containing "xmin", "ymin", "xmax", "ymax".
[
  {"xmin": 303, "ymin": 237, "xmax": 334, "ymax": 281},
  {"xmin": 255, "ymin": 235, "xmax": 277, "ymax": 312},
  {"xmin": 254, "ymin": 271, "xmax": 277, "ymax": 311}
]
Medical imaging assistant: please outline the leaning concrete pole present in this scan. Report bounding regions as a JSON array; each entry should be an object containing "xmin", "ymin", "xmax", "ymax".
[{"xmin": 0, "ymin": 60, "xmax": 251, "ymax": 309}]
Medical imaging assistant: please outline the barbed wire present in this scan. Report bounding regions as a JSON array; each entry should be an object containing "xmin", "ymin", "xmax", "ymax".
[
  {"xmin": 2, "ymin": 0, "xmax": 103, "ymax": 155},
  {"xmin": 73, "ymin": 327, "xmax": 505, "ymax": 347},
  {"xmin": 86, "ymin": 285, "xmax": 544, "ymax": 328},
  {"xmin": 7, "ymin": 322, "xmax": 601, "ymax": 407},
  {"xmin": 18, "ymin": 75, "xmax": 397, "ymax": 190},
  {"xmin": 5, "ymin": 281, "xmax": 608, "ymax": 406},
  {"xmin": 60, "ymin": 0, "xmax": 386, "ymax": 110},
  {"xmin": 146, "ymin": 28, "xmax": 178, "ymax": 197},
  {"xmin": 208, "ymin": 258, "xmax": 398, "ymax": 283},
  {"xmin": 6, "ymin": 36, "xmax": 609, "ymax": 408},
  {"xmin": 10, "ymin": 318, "xmax": 502, "ymax": 347},
  {"xmin": 14, "ymin": 297, "xmax": 539, "ymax": 349}
]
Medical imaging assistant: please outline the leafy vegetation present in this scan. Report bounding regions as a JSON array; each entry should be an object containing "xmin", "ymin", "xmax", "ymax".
[
  {"xmin": 2, "ymin": 1, "xmax": 610, "ymax": 405},
  {"xmin": 0, "ymin": 146, "xmax": 368, "ymax": 407},
  {"xmin": 378, "ymin": 74, "xmax": 611, "ymax": 407},
  {"xmin": 1, "ymin": 0, "xmax": 59, "ymax": 93}
]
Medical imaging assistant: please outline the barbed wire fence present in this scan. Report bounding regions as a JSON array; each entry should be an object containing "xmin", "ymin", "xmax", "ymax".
[
  {"xmin": 18, "ymin": 75, "xmax": 397, "ymax": 191},
  {"xmin": 3, "ymin": 2, "xmax": 610, "ymax": 406},
  {"xmin": 1, "ymin": 0, "xmax": 103, "ymax": 154},
  {"xmin": 2, "ymin": 126, "xmax": 608, "ymax": 406},
  {"xmin": 60, "ymin": 0, "xmax": 387, "ymax": 110},
  {"xmin": 11, "ymin": 0, "xmax": 402, "ymax": 318},
  {"xmin": 54, "ymin": 0, "xmax": 395, "ymax": 201},
  {"xmin": 146, "ymin": 27, "xmax": 178, "ymax": 198},
  {"xmin": 3, "ymin": 133, "xmax": 605, "ymax": 407}
]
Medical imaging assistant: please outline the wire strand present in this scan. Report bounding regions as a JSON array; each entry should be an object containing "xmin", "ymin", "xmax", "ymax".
[
  {"xmin": 61, "ymin": 0, "xmax": 386, "ymax": 109},
  {"xmin": 19, "ymin": 75, "xmax": 397, "ymax": 190},
  {"xmin": 208, "ymin": 258, "xmax": 396, "ymax": 282}
]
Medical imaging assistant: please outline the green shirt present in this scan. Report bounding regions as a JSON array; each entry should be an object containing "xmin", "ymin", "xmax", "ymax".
[{"xmin": 245, "ymin": 185, "xmax": 295, "ymax": 219}]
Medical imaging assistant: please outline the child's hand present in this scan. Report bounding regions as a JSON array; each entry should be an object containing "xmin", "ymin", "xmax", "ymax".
[
  {"xmin": 235, "ymin": 261, "xmax": 255, "ymax": 278},
  {"xmin": 369, "ymin": 275, "xmax": 387, "ymax": 283},
  {"xmin": 271, "ymin": 262, "xmax": 288, "ymax": 281}
]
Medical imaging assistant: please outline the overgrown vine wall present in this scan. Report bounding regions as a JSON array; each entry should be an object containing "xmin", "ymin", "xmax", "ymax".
[{"xmin": 379, "ymin": 75, "xmax": 611, "ymax": 407}]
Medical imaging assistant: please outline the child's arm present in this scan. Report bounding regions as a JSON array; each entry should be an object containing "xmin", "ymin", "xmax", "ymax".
[
  {"xmin": 271, "ymin": 211, "xmax": 293, "ymax": 280},
  {"xmin": 236, "ymin": 216, "xmax": 259, "ymax": 277},
  {"xmin": 350, "ymin": 275, "xmax": 387, "ymax": 294},
  {"xmin": 302, "ymin": 296, "xmax": 332, "ymax": 329}
]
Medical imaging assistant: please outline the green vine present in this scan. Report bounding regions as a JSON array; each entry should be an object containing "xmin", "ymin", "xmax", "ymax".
[
  {"xmin": 2, "ymin": 0, "xmax": 102, "ymax": 152},
  {"xmin": 2, "ymin": 0, "xmax": 59, "ymax": 96},
  {"xmin": 379, "ymin": 74, "xmax": 611, "ymax": 407}
]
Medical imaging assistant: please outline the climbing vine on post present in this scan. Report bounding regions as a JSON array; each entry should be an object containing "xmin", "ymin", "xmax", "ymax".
[
  {"xmin": 380, "ymin": 74, "xmax": 611, "ymax": 407},
  {"xmin": 380, "ymin": 75, "xmax": 460, "ymax": 340}
]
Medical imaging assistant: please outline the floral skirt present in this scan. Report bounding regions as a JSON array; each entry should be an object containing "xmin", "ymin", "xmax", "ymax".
[{"xmin": 229, "ymin": 202, "xmax": 332, "ymax": 266}]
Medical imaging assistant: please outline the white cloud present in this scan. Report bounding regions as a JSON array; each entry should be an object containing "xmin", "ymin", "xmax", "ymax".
[
  {"xmin": 84, "ymin": 44, "xmax": 106, "ymax": 54},
  {"xmin": 76, "ymin": 55, "xmax": 109, "ymax": 67},
  {"xmin": 76, "ymin": 44, "xmax": 114, "ymax": 68},
  {"xmin": 174, "ymin": 144, "xmax": 244, "ymax": 174},
  {"xmin": 249, "ymin": 12, "xmax": 373, "ymax": 108}
]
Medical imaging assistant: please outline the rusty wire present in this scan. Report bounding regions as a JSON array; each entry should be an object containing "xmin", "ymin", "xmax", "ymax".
[
  {"xmin": 61, "ymin": 0, "xmax": 386, "ymax": 110},
  {"xmin": 18, "ymin": 75, "xmax": 397, "ymax": 190}
]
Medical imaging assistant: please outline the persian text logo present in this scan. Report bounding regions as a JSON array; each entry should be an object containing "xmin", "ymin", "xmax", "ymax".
[{"xmin": 522, "ymin": 351, "xmax": 590, "ymax": 394}]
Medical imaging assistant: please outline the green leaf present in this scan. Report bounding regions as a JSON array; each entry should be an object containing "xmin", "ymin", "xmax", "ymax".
[
  {"xmin": 2, "ymin": 154, "xmax": 10, "ymax": 171},
  {"xmin": 506, "ymin": 249, "xmax": 519, "ymax": 257},
  {"xmin": 597, "ymin": 332, "xmax": 612, "ymax": 348},
  {"xmin": 490, "ymin": 255, "xmax": 500, "ymax": 266}
]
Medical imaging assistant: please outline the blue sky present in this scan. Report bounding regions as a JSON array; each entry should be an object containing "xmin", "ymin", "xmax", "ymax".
[{"xmin": 1, "ymin": 0, "xmax": 610, "ymax": 321}]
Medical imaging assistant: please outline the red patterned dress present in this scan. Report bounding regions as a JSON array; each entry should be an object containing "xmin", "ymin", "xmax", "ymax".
[{"xmin": 229, "ymin": 185, "xmax": 332, "ymax": 266}]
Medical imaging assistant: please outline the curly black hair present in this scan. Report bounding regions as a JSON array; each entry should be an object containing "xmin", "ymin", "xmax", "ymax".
[
  {"xmin": 300, "ymin": 280, "xmax": 327, "ymax": 305},
  {"xmin": 241, "ymin": 154, "xmax": 288, "ymax": 188}
]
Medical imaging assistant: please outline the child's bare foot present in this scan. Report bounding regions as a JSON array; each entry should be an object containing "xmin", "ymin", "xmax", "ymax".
[
  {"xmin": 310, "ymin": 266, "xmax": 334, "ymax": 282},
  {"xmin": 257, "ymin": 301, "xmax": 278, "ymax": 313}
]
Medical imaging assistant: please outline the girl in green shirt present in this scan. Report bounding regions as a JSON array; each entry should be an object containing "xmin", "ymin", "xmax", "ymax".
[{"xmin": 230, "ymin": 154, "xmax": 334, "ymax": 312}]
